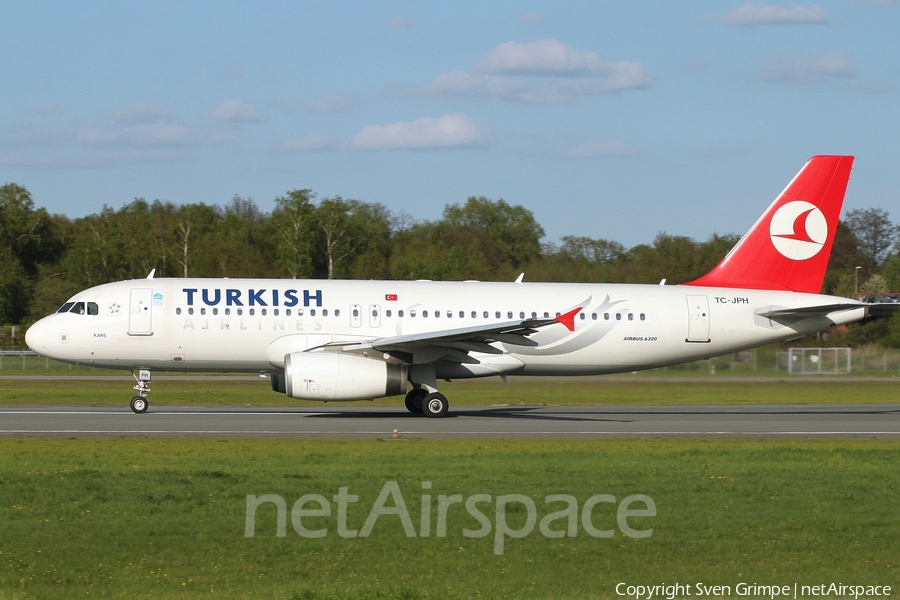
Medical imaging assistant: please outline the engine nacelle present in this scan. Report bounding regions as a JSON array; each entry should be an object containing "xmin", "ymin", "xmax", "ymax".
[{"xmin": 284, "ymin": 352, "xmax": 407, "ymax": 401}]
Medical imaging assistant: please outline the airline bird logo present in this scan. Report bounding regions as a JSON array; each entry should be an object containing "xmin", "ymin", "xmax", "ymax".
[{"xmin": 769, "ymin": 200, "xmax": 828, "ymax": 260}]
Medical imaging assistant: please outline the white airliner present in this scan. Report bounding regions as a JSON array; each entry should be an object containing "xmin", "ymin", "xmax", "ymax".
[{"xmin": 26, "ymin": 155, "xmax": 879, "ymax": 417}]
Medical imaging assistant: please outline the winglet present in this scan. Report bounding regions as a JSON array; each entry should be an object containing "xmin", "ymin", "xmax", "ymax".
[{"xmin": 555, "ymin": 307, "xmax": 582, "ymax": 332}]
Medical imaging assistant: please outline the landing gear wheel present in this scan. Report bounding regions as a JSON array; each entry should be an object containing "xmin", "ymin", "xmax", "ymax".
[
  {"xmin": 404, "ymin": 389, "xmax": 427, "ymax": 414},
  {"xmin": 130, "ymin": 395, "xmax": 148, "ymax": 414},
  {"xmin": 421, "ymin": 392, "xmax": 449, "ymax": 418}
]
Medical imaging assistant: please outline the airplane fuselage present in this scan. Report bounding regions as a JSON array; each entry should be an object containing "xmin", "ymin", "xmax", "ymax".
[{"xmin": 26, "ymin": 277, "xmax": 865, "ymax": 380}]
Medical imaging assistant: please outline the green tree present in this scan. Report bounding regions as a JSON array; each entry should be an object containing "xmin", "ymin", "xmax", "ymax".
[
  {"xmin": 844, "ymin": 208, "xmax": 895, "ymax": 270},
  {"xmin": 442, "ymin": 197, "xmax": 544, "ymax": 270},
  {"xmin": 271, "ymin": 189, "xmax": 317, "ymax": 279},
  {"xmin": 0, "ymin": 183, "xmax": 64, "ymax": 323}
]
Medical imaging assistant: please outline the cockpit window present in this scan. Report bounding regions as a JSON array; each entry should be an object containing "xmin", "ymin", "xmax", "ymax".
[
  {"xmin": 69, "ymin": 302, "xmax": 86, "ymax": 315},
  {"xmin": 57, "ymin": 302, "xmax": 75, "ymax": 314},
  {"xmin": 87, "ymin": 302, "xmax": 99, "ymax": 315}
]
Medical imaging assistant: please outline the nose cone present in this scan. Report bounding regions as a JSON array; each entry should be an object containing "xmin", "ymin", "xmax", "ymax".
[{"xmin": 25, "ymin": 319, "xmax": 48, "ymax": 353}]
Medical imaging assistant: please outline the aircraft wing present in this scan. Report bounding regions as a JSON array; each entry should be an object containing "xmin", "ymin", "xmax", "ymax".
[{"xmin": 315, "ymin": 307, "xmax": 581, "ymax": 364}]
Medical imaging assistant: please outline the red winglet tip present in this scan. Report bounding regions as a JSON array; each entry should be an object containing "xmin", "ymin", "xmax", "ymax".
[{"xmin": 556, "ymin": 307, "xmax": 581, "ymax": 332}]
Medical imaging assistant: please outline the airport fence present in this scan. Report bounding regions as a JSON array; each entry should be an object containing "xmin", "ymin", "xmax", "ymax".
[{"xmin": 4, "ymin": 347, "xmax": 900, "ymax": 376}]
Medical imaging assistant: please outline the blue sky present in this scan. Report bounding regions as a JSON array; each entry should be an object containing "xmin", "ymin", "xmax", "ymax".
[{"xmin": 2, "ymin": 1, "xmax": 898, "ymax": 248}]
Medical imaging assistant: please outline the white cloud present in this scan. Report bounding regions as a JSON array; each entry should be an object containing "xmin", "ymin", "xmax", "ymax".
[
  {"xmin": 301, "ymin": 93, "xmax": 355, "ymax": 114},
  {"xmin": 566, "ymin": 141, "xmax": 638, "ymax": 159},
  {"xmin": 421, "ymin": 39, "xmax": 649, "ymax": 104},
  {"xmin": 388, "ymin": 17, "xmax": 414, "ymax": 28},
  {"xmin": 684, "ymin": 61, "xmax": 711, "ymax": 72},
  {"xmin": 520, "ymin": 11, "xmax": 544, "ymax": 23},
  {"xmin": 0, "ymin": 148, "xmax": 183, "ymax": 168},
  {"xmin": 707, "ymin": 2, "xmax": 828, "ymax": 26},
  {"xmin": 475, "ymin": 39, "xmax": 610, "ymax": 76},
  {"xmin": 349, "ymin": 114, "xmax": 490, "ymax": 150},
  {"xmin": 757, "ymin": 52, "xmax": 856, "ymax": 84},
  {"xmin": 105, "ymin": 102, "xmax": 175, "ymax": 125},
  {"xmin": 205, "ymin": 98, "xmax": 264, "ymax": 123},
  {"xmin": 34, "ymin": 101, "xmax": 64, "ymax": 116},
  {"xmin": 276, "ymin": 132, "xmax": 337, "ymax": 152},
  {"xmin": 78, "ymin": 121, "xmax": 187, "ymax": 147},
  {"xmin": 77, "ymin": 103, "xmax": 187, "ymax": 148}
]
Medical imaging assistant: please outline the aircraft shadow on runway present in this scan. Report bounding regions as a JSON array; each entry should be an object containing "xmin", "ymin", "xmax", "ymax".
[{"xmin": 299, "ymin": 404, "xmax": 900, "ymax": 423}]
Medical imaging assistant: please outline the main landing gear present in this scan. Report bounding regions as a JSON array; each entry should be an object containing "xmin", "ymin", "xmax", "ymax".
[
  {"xmin": 404, "ymin": 386, "xmax": 449, "ymax": 418},
  {"xmin": 404, "ymin": 365, "xmax": 449, "ymax": 418},
  {"xmin": 130, "ymin": 369, "xmax": 151, "ymax": 414}
]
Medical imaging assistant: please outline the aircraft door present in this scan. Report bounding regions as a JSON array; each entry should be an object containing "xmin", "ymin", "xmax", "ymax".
[
  {"xmin": 686, "ymin": 295, "xmax": 710, "ymax": 343},
  {"xmin": 350, "ymin": 304, "xmax": 362, "ymax": 328},
  {"xmin": 129, "ymin": 288, "xmax": 153, "ymax": 335},
  {"xmin": 369, "ymin": 304, "xmax": 381, "ymax": 328}
]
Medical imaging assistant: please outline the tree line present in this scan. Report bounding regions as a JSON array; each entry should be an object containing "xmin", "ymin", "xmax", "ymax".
[{"xmin": 2, "ymin": 182, "xmax": 899, "ymax": 345}]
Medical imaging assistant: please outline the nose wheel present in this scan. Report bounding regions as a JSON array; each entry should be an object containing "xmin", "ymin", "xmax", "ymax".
[
  {"xmin": 130, "ymin": 395, "xmax": 149, "ymax": 413},
  {"xmin": 130, "ymin": 369, "xmax": 151, "ymax": 414}
]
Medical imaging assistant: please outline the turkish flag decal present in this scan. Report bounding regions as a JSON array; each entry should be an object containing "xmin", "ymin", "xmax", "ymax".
[{"xmin": 385, "ymin": 294, "xmax": 398, "ymax": 301}]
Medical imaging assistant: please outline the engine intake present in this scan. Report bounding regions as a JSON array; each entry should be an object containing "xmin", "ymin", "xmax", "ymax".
[{"xmin": 284, "ymin": 352, "xmax": 407, "ymax": 401}]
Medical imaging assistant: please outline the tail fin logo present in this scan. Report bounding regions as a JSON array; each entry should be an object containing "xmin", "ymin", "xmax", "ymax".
[{"xmin": 769, "ymin": 200, "xmax": 828, "ymax": 261}]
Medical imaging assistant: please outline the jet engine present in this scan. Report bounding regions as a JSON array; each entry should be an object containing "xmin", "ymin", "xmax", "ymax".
[{"xmin": 283, "ymin": 352, "xmax": 407, "ymax": 401}]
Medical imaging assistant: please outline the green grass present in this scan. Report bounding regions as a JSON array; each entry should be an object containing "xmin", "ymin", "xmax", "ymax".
[
  {"xmin": 1, "ymin": 376, "xmax": 899, "ymax": 407},
  {"xmin": 0, "ymin": 439, "xmax": 897, "ymax": 599}
]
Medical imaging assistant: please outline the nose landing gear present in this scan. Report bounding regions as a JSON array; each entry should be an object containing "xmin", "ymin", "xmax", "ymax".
[{"xmin": 130, "ymin": 369, "xmax": 151, "ymax": 414}]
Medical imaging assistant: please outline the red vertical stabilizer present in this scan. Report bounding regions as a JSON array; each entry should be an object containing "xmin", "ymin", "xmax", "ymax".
[{"xmin": 685, "ymin": 155, "xmax": 854, "ymax": 293}]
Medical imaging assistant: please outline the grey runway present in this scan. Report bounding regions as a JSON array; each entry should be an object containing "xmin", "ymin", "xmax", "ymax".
[{"xmin": 1, "ymin": 404, "xmax": 899, "ymax": 438}]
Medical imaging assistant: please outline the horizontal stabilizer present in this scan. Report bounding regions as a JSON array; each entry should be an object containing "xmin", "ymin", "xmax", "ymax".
[{"xmin": 755, "ymin": 303, "xmax": 866, "ymax": 321}]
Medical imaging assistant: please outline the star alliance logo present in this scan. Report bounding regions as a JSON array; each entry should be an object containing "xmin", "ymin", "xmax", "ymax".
[{"xmin": 108, "ymin": 302, "xmax": 121, "ymax": 314}]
